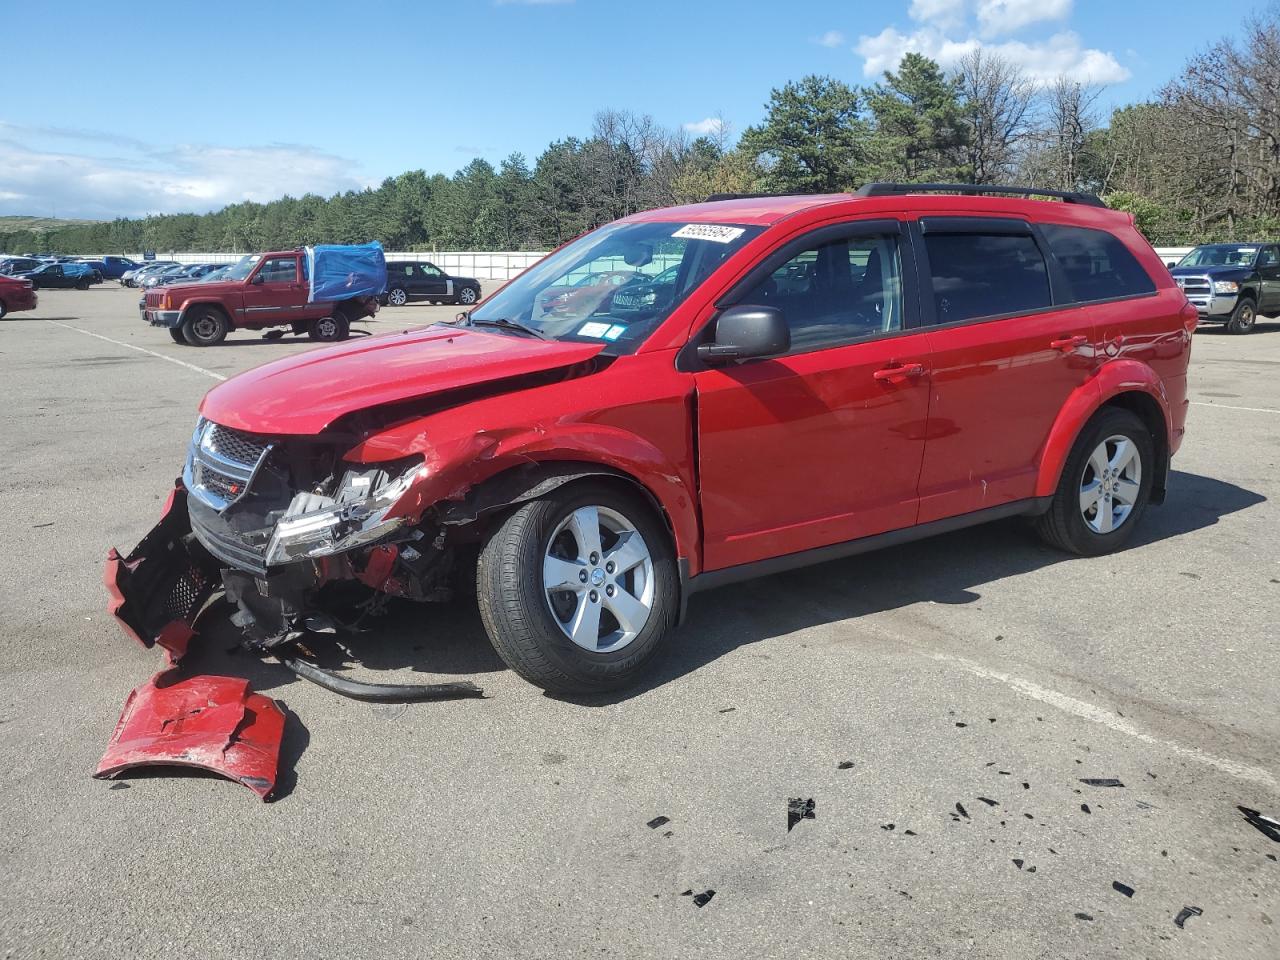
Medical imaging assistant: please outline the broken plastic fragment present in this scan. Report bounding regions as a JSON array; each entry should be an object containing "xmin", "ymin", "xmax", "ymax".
[
  {"xmin": 1012, "ymin": 858, "xmax": 1024, "ymax": 870},
  {"xmin": 1074, "ymin": 912, "xmax": 1094, "ymax": 921},
  {"xmin": 1081, "ymin": 803, "xmax": 1092, "ymax": 814},
  {"xmin": 787, "ymin": 797, "xmax": 815, "ymax": 832},
  {"xmin": 1173, "ymin": 906, "xmax": 1202, "ymax": 929},
  {"xmin": 1112, "ymin": 881, "xmax": 1135, "ymax": 898},
  {"xmin": 955, "ymin": 802, "xmax": 970, "ymax": 819},
  {"xmin": 880, "ymin": 823, "xmax": 895, "ymax": 831},
  {"xmin": 692, "ymin": 890, "xmax": 715, "ymax": 907},
  {"xmin": 1080, "ymin": 778, "xmax": 1125, "ymax": 787},
  {"xmin": 837, "ymin": 760, "xmax": 855, "ymax": 770},
  {"xmin": 1238, "ymin": 806, "xmax": 1280, "ymax": 843},
  {"xmin": 977, "ymin": 797, "xmax": 999, "ymax": 807},
  {"xmin": 647, "ymin": 816, "xmax": 670, "ymax": 829}
]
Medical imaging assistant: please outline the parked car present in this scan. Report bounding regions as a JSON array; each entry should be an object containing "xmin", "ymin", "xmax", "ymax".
[
  {"xmin": 142, "ymin": 264, "xmax": 197, "ymax": 289},
  {"xmin": 140, "ymin": 248, "xmax": 381, "ymax": 345},
  {"xmin": 77, "ymin": 260, "xmax": 107, "ymax": 284},
  {"xmin": 536, "ymin": 269, "xmax": 638, "ymax": 318},
  {"xmin": 80, "ymin": 255, "xmax": 141, "ymax": 280},
  {"xmin": 17, "ymin": 261, "xmax": 97, "ymax": 290},
  {"xmin": 0, "ymin": 275, "xmax": 37, "ymax": 319},
  {"xmin": 1168, "ymin": 242, "xmax": 1279, "ymax": 333},
  {"xmin": 122, "ymin": 262, "xmax": 177, "ymax": 287},
  {"xmin": 0, "ymin": 257, "xmax": 45, "ymax": 276},
  {"xmin": 381, "ymin": 260, "xmax": 480, "ymax": 306},
  {"xmin": 108, "ymin": 184, "xmax": 1194, "ymax": 698}
]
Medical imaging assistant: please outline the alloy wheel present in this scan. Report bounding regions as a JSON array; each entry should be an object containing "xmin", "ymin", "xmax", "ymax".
[
  {"xmin": 459, "ymin": 287, "xmax": 478, "ymax": 304},
  {"xmin": 389, "ymin": 288, "xmax": 407, "ymax": 306},
  {"xmin": 315, "ymin": 317, "xmax": 338, "ymax": 338},
  {"xmin": 192, "ymin": 315, "xmax": 220, "ymax": 341},
  {"xmin": 542, "ymin": 505, "xmax": 654, "ymax": 653},
  {"xmin": 1079, "ymin": 434, "xmax": 1142, "ymax": 535}
]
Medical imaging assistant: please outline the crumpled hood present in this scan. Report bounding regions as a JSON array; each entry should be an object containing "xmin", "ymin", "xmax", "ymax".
[
  {"xmin": 200, "ymin": 324, "xmax": 605, "ymax": 435},
  {"xmin": 1170, "ymin": 265, "xmax": 1253, "ymax": 281}
]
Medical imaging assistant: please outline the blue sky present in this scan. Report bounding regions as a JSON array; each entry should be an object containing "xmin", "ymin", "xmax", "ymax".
[{"xmin": 0, "ymin": 0, "xmax": 1254, "ymax": 219}]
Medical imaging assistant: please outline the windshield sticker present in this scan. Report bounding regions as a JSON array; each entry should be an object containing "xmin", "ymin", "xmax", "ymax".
[
  {"xmin": 672, "ymin": 224, "xmax": 746, "ymax": 244},
  {"xmin": 1238, "ymin": 247, "xmax": 1257, "ymax": 253},
  {"xmin": 603, "ymin": 325, "xmax": 626, "ymax": 341},
  {"xmin": 577, "ymin": 321, "xmax": 612, "ymax": 338}
]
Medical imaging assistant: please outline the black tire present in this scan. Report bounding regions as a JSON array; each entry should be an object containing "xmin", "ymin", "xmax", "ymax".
[
  {"xmin": 457, "ymin": 285, "xmax": 479, "ymax": 305},
  {"xmin": 387, "ymin": 287, "xmax": 408, "ymax": 307},
  {"xmin": 1226, "ymin": 297, "xmax": 1257, "ymax": 334},
  {"xmin": 0, "ymin": 299, "xmax": 7, "ymax": 320},
  {"xmin": 308, "ymin": 312, "xmax": 350, "ymax": 341},
  {"xmin": 1034, "ymin": 407, "xmax": 1154, "ymax": 557},
  {"xmin": 181, "ymin": 307, "xmax": 228, "ymax": 346},
  {"xmin": 476, "ymin": 481, "xmax": 678, "ymax": 693},
  {"xmin": 75, "ymin": 280, "xmax": 89, "ymax": 290},
  {"xmin": 168, "ymin": 327, "xmax": 186, "ymax": 344}
]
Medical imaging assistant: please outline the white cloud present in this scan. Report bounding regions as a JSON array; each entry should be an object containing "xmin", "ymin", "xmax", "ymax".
[
  {"xmin": 976, "ymin": 0, "xmax": 1071, "ymax": 36},
  {"xmin": 683, "ymin": 117, "xmax": 725, "ymax": 136},
  {"xmin": 812, "ymin": 30, "xmax": 846, "ymax": 48},
  {"xmin": 854, "ymin": 26, "xmax": 1129, "ymax": 85},
  {"xmin": 0, "ymin": 128, "xmax": 372, "ymax": 219},
  {"xmin": 909, "ymin": 0, "xmax": 967, "ymax": 29}
]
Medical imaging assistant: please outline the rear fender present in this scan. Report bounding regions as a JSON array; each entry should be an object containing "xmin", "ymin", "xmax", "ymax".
[
  {"xmin": 105, "ymin": 481, "xmax": 218, "ymax": 664},
  {"xmin": 1035, "ymin": 361, "xmax": 1171, "ymax": 499}
]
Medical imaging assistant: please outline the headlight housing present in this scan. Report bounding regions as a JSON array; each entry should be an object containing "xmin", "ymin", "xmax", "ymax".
[
  {"xmin": 1213, "ymin": 280, "xmax": 1240, "ymax": 294},
  {"xmin": 264, "ymin": 457, "xmax": 427, "ymax": 567}
]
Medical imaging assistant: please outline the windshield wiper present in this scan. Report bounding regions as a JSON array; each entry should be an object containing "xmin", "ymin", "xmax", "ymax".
[{"xmin": 469, "ymin": 316, "xmax": 548, "ymax": 340}]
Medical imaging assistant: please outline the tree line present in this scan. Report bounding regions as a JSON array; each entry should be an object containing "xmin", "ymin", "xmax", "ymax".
[{"xmin": 5, "ymin": 12, "xmax": 1280, "ymax": 255}]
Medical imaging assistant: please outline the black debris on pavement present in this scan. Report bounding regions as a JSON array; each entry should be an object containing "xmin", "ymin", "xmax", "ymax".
[
  {"xmin": 1238, "ymin": 806, "xmax": 1280, "ymax": 843},
  {"xmin": 999, "ymin": 771, "xmax": 1011, "ymax": 775},
  {"xmin": 955, "ymin": 722, "xmax": 968, "ymax": 728},
  {"xmin": 955, "ymin": 802, "xmax": 970, "ymax": 819},
  {"xmin": 1081, "ymin": 803, "xmax": 1092, "ymax": 814},
  {"xmin": 1136, "ymin": 801, "xmax": 1157, "ymax": 810},
  {"xmin": 1112, "ymin": 881, "xmax": 1136, "ymax": 898},
  {"xmin": 32, "ymin": 521, "xmax": 54, "ymax": 528},
  {"xmin": 1075, "ymin": 913, "xmax": 1094, "ymax": 921},
  {"xmin": 1080, "ymin": 778, "xmax": 1125, "ymax": 788},
  {"xmin": 717, "ymin": 707, "xmax": 736, "ymax": 714},
  {"xmin": 977, "ymin": 797, "xmax": 999, "ymax": 807},
  {"xmin": 1173, "ymin": 906, "xmax": 1202, "ymax": 929},
  {"xmin": 108, "ymin": 782, "xmax": 130, "ymax": 790},
  {"xmin": 1022, "ymin": 782, "xmax": 1030, "ymax": 790},
  {"xmin": 988, "ymin": 718, "xmax": 997, "ymax": 723},
  {"xmin": 881, "ymin": 823, "xmax": 895, "ymax": 831},
  {"xmin": 903, "ymin": 829, "xmax": 916, "ymax": 836},
  {"xmin": 837, "ymin": 760, "xmax": 855, "ymax": 770},
  {"xmin": 1012, "ymin": 858, "xmax": 1024, "ymax": 870},
  {"xmin": 787, "ymin": 798, "xmax": 815, "ymax": 832},
  {"xmin": 681, "ymin": 890, "xmax": 692, "ymax": 896},
  {"xmin": 1023, "ymin": 813, "xmax": 1034, "ymax": 820},
  {"xmin": 692, "ymin": 890, "xmax": 716, "ymax": 907},
  {"xmin": 663, "ymin": 831, "xmax": 673, "ymax": 838},
  {"xmin": 1027, "ymin": 866, "xmax": 1037, "ymax": 873},
  {"xmin": 647, "ymin": 816, "xmax": 670, "ymax": 829}
]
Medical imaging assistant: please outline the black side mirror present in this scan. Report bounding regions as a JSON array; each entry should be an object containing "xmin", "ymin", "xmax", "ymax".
[
  {"xmin": 1165, "ymin": 261, "xmax": 1177, "ymax": 269},
  {"xmin": 697, "ymin": 304, "xmax": 790, "ymax": 363}
]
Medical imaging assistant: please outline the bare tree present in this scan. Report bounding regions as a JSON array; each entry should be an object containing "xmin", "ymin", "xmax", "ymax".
[
  {"xmin": 1021, "ymin": 79, "xmax": 1103, "ymax": 191},
  {"xmin": 954, "ymin": 49, "xmax": 1036, "ymax": 183}
]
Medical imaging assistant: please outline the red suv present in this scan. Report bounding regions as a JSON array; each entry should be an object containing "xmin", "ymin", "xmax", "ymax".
[{"xmin": 108, "ymin": 185, "xmax": 1194, "ymax": 694}]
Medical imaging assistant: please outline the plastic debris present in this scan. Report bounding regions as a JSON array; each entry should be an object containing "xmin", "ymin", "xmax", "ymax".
[
  {"xmin": 1173, "ymin": 906, "xmax": 1202, "ymax": 929},
  {"xmin": 977, "ymin": 797, "xmax": 999, "ymax": 807},
  {"xmin": 903, "ymin": 829, "xmax": 916, "ymax": 836},
  {"xmin": 718, "ymin": 707, "xmax": 736, "ymax": 714},
  {"xmin": 787, "ymin": 798, "xmax": 815, "ymax": 832},
  {"xmin": 1081, "ymin": 803, "xmax": 1092, "ymax": 814},
  {"xmin": 1074, "ymin": 912, "xmax": 1094, "ymax": 921},
  {"xmin": 837, "ymin": 760, "xmax": 855, "ymax": 770},
  {"xmin": 955, "ymin": 802, "xmax": 970, "ymax": 819},
  {"xmin": 1238, "ymin": 806, "xmax": 1280, "ymax": 843},
  {"xmin": 955, "ymin": 722, "xmax": 967, "ymax": 728},
  {"xmin": 881, "ymin": 823, "xmax": 895, "ymax": 831},
  {"xmin": 1112, "ymin": 881, "xmax": 1135, "ymax": 898},
  {"xmin": 647, "ymin": 816, "xmax": 670, "ymax": 829},
  {"xmin": 1080, "ymin": 778, "xmax": 1125, "ymax": 787},
  {"xmin": 1012, "ymin": 858, "xmax": 1024, "ymax": 869},
  {"xmin": 692, "ymin": 890, "xmax": 716, "ymax": 907}
]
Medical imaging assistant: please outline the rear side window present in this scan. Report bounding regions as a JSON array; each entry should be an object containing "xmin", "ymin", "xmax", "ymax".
[
  {"xmin": 1040, "ymin": 224, "xmax": 1155, "ymax": 303},
  {"xmin": 923, "ymin": 233, "xmax": 1050, "ymax": 324}
]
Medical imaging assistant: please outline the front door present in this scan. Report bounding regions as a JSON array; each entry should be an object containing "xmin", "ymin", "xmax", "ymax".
[
  {"xmin": 911, "ymin": 218, "xmax": 1097, "ymax": 523},
  {"xmin": 240, "ymin": 254, "xmax": 305, "ymax": 328},
  {"xmin": 417, "ymin": 263, "xmax": 451, "ymax": 300},
  {"xmin": 694, "ymin": 222, "xmax": 932, "ymax": 572}
]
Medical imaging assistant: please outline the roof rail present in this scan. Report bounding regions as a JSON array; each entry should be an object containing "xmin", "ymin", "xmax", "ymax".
[
  {"xmin": 703, "ymin": 192, "xmax": 800, "ymax": 202},
  {"xmin": 853, "ymin": 182, "xmax": 1106, "ymax": 208}
]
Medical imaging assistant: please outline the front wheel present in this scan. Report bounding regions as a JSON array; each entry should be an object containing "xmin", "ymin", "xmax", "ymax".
[
  {"xmin": 476, "ymin": 482, "xmax": 678, "ymax": 693},
  {"xmin": 1034, "ymin": 407, "xmax": 1154, "ymax": 556},
  {"xmin": 0, "ymin": 300, "xmax": 7, "ymax": 320},
  {"xmin": 75, "ymin": 280, "xmax": 89, "ymax": 290},
  {"xmin": 1226, "ymin": 297, "xmax": 1257, "ymax": 334},
  {"xmin": 181, "ymin": 307, "xmax": 228, "ymax": 346},
  {"xmin": 168, "ymin": 327, "xmax": 186, "ymax": 344},
  {"xmin": 308, "ymin": 313, "xmax": 349, "ymax": 341}
]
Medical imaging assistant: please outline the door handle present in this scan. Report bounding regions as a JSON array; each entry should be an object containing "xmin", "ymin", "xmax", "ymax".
[
  {"xmin": 873, "ymin": 362, "xmax": 925, "ymax": 383},
  {"xmin": 1050, "ymin": 335, "xmax": 1088, "ymax": 352}
]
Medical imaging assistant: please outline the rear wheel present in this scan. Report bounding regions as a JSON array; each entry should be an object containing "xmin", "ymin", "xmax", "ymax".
[
  {"xmin": 1034, "ymin": 407, "xmax": 1154, "ymax": 556},
  {"xmin": 181, "ymin": 307, "xmax": 228, "ymax": 346},
  {"xmin": 387, "ymin": 287, "xmax": 408, "ymax": 306},
  {"xmin": 309, "ymin": 312, "xmax": 350, "ymax": 341},
  {"xmin": 458, "ymin": 286, "xmax": 479, "ymax": 305},
  {"xmin": 476, "ymin": 482, "xmax": 678, "ymax": 693},
  {"xmin": 1226, "ymin": 297, "xmax": 1257, "ymax": 334}
]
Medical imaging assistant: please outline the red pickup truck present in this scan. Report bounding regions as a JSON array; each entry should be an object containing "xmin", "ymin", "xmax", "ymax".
[
  {"xmin": 141, "ymin": 250, "xmax": 379, "ymax": 346},
  {"xmin": 0, "ymin": 275, "xmax": 38, "ymax": 319}
]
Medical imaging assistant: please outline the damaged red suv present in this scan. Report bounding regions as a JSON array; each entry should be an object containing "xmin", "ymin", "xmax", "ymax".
[{"xmin": 108, "ymin": 185, "xmax": 1194, "ymax": 695}]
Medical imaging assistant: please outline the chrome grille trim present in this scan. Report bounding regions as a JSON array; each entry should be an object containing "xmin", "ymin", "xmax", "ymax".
[{"xmin": 183, "ymin": 419, "xmax": 275, "ymax": 513}]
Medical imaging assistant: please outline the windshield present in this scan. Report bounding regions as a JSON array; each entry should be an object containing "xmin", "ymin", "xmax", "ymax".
[
  {"xmin": 467, "ymin": 220, "xmax": 763, "ymax": 351},
  {"xmin": 222, "ymin": 255, "xmax": 261, "ymax": 282},
  {"xmin": 1177, "ymin": 244, "xmax": 1259, "ymax": 267}
]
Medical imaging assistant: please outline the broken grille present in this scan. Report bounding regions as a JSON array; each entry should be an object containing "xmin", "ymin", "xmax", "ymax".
[{"xmin": 206, "ymin": 425, "xmax": 270, "ymax": 468}]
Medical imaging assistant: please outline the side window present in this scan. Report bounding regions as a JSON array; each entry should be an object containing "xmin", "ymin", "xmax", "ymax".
[
  {"xmin": 923, "ymin": 232, "xmax": 1050, "ymax": 324},
  {"xmin": 423, "ymin": 263, "xmax": 443, "ymax": 276},
  {"xmin": 738, "ymin": 233, "xmax": 903, "ymax": 351},
  {"xmin": 1259, "ymin": 246, "xmax": 1280, "ymax": 268},
  {"xmin": 1040, "ymin": 223, "xmax": 1156, "ymax": 303},
  {"xmin": 258, "ymin": 256, "xmax": 297, "ymax": 284}
]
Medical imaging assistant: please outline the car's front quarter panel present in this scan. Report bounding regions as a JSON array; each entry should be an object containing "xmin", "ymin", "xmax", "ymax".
[{"xmin": 345, "ymin": 350, "xmax": 702, "ymax": 572}]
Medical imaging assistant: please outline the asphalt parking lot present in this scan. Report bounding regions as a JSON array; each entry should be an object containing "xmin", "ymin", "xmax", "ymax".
[{"xmin": 1, "ymin": 284, "xmax": 1277, "ymax": 959}]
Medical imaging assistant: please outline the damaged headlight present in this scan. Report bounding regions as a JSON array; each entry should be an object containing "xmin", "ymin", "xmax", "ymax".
[{"xmin": 264, "ymin": 457, "xmax": 426, "ymax": 567}]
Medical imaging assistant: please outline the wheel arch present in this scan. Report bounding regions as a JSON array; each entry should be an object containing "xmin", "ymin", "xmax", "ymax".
[
  {"xmin": 1035, "ymin": 363, "xmax": 1173, "ymax": 505},
  {"xmin": 178, "ymin": 299, "xmax": 235, "ymax": 329}
]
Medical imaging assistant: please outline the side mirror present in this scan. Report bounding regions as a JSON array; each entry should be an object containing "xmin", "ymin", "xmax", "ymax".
[
  {"xmin": 697, "ymin": 305, "xmax": 790, "ymax": 363},
  {"xmin": 1165, "ymin": 261, "xmax": 1177, "ymax": 269},
  {"xmin": 251, "ymin": 273, "xmax": 264, "ymax": 285}
]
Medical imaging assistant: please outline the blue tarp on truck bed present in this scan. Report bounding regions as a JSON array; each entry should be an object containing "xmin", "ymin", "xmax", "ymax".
[{"xmin": 306, "ymin": 242, "xmax": 387, "ymax": 303}]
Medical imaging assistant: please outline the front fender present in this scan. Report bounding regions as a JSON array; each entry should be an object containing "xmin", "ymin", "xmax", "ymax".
[{"xmin": 1034, "ymin": 360, "xmax": 1170, "ymax": 498}]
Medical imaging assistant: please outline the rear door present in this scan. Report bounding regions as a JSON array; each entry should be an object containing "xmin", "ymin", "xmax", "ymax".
[
  {"xmin": 911, "ymin": 217, "xmax": 1096, "ymax": 523},
  {"xmin": 1255, "ymin": 245, "xmax": 1280, "ymax": 312},
  {"xmin": 240, "ymin": 254, "xmax": 306, "ymax": 328},
  {"xmin": 693, "ymin": 220, "xmax": 932, "ymax": 571}
]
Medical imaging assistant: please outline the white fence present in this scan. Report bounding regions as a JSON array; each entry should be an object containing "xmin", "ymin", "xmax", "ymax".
[{"xmin": 137, "ymin": 250, "xmax": 548, "ymax": 282}]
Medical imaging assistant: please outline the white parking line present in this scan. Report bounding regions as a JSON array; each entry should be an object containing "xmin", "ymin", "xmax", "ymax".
[
  {"xmin": 1190, "ymin": 400, "xmax": 1280, "ymax": 415},
  {"xmin": 929, "ymin": 651, "xmax": 1278, "ymax": 791},
  {"xmin": 44, "ymin": 320, "xmax": 226, "ymax": 382}
]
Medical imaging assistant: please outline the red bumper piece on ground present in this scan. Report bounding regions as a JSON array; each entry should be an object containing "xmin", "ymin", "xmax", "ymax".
[{"xmin": 95, "ymin": 670, "xmax": 286, "ymax": 801}]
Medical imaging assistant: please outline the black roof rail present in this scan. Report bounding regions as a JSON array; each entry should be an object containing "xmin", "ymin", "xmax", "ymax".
[
  {"xmin": 704, "ymin": 192, "xmax": 804, "ymax": 202},
  {"xmin": 853, "ymin": 182, "xmax": 1106, "ymax": 208}
]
